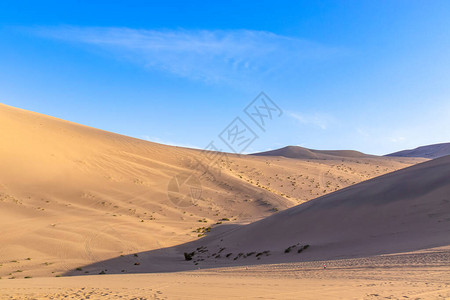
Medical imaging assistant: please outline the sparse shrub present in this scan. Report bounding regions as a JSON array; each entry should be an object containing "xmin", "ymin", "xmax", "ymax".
[
  {"xmin": 184, "ymin": 252, "xmax": 195, "ymax": 261},
  {"xmin": 196, "ymin": 246, "xmax": 207, "ymax": 252},
  {"xmin": 297, "ymin": 244, "xmax": 310, "ymax": 253}
]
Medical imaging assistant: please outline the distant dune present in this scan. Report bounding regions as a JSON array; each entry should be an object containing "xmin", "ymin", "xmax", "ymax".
[
  {"xmin": 386, "ymin": 143, "xmax": 450, "ymax": 159},
  {"xmin": 252, "ymin": 146, "xmax": 372, "ymax": 160}
]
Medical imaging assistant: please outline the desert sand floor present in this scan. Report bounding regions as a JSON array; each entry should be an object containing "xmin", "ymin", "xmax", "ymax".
[{"xmin": 1, "ymin": 247, "xmax": 449, "ymax": 300}]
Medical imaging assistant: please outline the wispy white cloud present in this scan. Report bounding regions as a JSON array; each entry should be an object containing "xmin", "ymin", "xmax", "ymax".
[
  {"xmin": 288, "ymin": 111, "xmax": 335, "ymax": 130},
  {"xmin": 141, "ymin": 135, "xmax": 200, "ymax": 149},
  {"xmin": 28, "ymin": 26, "xmax": 342, "ymax": 84}
]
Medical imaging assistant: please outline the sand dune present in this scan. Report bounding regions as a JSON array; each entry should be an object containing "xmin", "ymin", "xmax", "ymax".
[
  {"xmin": 386, "ymin": 142, "xmax": 450, "ymax": 159},
  {"xmin": 252, "ymin": 145, "xmax": 371, "ymax": 159},
  {"xmin": 0, "ymin": 103, "xmax": 425, "ymax": 279},
  {"xmin": 0, "ymin": 103, "xmax": 286, "ymax": 278},
  {"xmin": 0, "ymin": 103, "xmax": 448, "ymax": 299}
]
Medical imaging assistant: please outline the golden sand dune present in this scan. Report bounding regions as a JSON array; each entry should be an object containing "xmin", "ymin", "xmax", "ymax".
[{"xmin": 0, "ymin": 103, "xmax": 425, "ymax": 279}]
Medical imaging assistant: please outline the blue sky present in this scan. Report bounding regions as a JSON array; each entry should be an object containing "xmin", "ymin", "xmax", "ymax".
[{"xmin": 1, "ymin": 1, "xmax": 449, "ymax": 155}]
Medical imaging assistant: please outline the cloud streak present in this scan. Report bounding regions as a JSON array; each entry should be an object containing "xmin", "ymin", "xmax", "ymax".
[
  {"xmin": 29, "ymin": 26, "xmax": 341, "ymax": 84},
  {"xmin": 288, "ymin": 111, "xmax": 335, "ymax": 130}
]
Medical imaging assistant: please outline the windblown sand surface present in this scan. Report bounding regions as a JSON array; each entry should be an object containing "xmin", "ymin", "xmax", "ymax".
[{"xmin": 1, "ymin": 247, "xmax": 449, "ymax": 299}]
